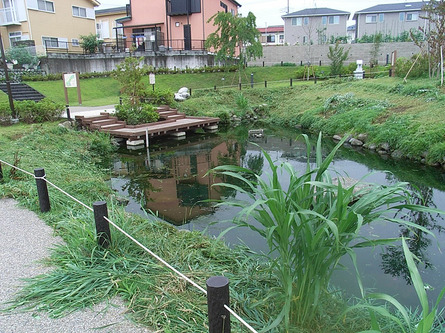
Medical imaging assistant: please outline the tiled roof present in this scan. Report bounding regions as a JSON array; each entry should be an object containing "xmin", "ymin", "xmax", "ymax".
[
  {"xmin": 95, "ymin": 6, "xmax": 127, "ymax": 15},
  {"xmin": 282, "ymin": 7, "xmax": 350, "ymax": 18},
  {"xmin": 258, "ymin": 26, "xmax": 284, "ymax": 33},
  {"xmin": 355, "ymin": 1, "xmax": 425, "ymax": 14}
]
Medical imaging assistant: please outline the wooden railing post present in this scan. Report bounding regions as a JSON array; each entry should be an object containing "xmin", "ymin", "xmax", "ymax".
[
  {"xmin": 93, "ymin": 201, "xmax": 111, "ymax": 248},
  {"xmin": 34, "ymin": 168, "xmax": 50, "ymax": 212},
  {"xmin": 207, "ymin": 276, "xmax": 230, "ymax": 333}
]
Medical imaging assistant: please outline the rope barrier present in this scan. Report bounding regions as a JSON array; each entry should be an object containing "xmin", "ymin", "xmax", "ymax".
[
  {"xmin": 0, "ymin": 159, "xmax": 35, "ymax": 177},
  {"xmin": 103, "ymin": 216, "xmax": 208, "ymax": 295},
  {"xmin": 0, "ymin": 159, "xmax": 259, "ymax": 333}
]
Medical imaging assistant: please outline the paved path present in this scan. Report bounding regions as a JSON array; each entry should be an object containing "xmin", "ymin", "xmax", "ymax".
[
  {"xmin": 61, "ymin": 105, "xmax": 116, "ymax": 118},
  {"xmin": 0, "ymin": 199, "xmax": 152, "ymax": 333}
]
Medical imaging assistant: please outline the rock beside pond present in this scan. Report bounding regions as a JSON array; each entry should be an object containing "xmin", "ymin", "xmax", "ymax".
[
  {"xmin": 349, "ymin": 138, "xmax": 364, "ymax": 146},
  {"xmin": 380, "ymin": 142, "xmax": 391, "ymax": 151},
  {"xmin": 357, "ymin": 133, "xmax": 368, "ymax": 143},
  {"xmin": 333, "ymin": 134, "xmax": 342, "ymax": 141},
  {"xmin": 59, "ymin": 121, "xmax": 74, "ymax": 129},
  {"xmin": 391, "ymin": 150, "xmax": 404, "ymax": 159}
]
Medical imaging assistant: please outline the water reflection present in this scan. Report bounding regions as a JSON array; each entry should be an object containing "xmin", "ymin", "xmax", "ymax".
[{"xmin": 112, "ymin": 134, "xmax": 243, "ymax": 225}]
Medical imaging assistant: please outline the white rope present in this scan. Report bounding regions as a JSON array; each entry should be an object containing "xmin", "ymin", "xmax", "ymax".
[
  {"xmin": 104, "ymin": 216, "xmax": 208, "ymax": 295},
  {"xmin": 43, "ymin": 178, "xmax": 94, "ymax": 212},
  {"xmin": 0, "ymin": 159, "xmax": 35, "ymax": 177},
  {"xmin": 224, "ymin": 304, "xmax": 259, "ymax": 333}
]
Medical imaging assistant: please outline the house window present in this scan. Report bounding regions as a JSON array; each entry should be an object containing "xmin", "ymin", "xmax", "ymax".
[
  {"xmin": 379, "ymin": 13, "xmax": 384, "ymax": 22},
  {"xmin": 72, "ymin": 6, "xmax": 87, "ymax": 18},
  {"xmin": 406, "ymin": 12, "xmax": 418, "ymax": 21},
  {"xmin": 279, "ymin": 34, "xmax": 284, "ymax": 41},
  {"xmin": 400, "ymin": 12, "xmax": 405, "ymax": 21},
  {"xmin": 328, "ymin": 16, "xmax": 339, "ymax": 24},
  {"xmin": 220, "ymin": 1, "xmax": 227, "ymax": 12},
  {"xmin": 303, "ymin": 17, "xmax": 309, "ymax": 25},
  {"xmin": 9, "ymin": 31, "xmax": 22, "ymax": 46},
  {"xmin": 42, "ymin": 36, "xmax": 66, "ymax": 48},
  {"xmin": 291, "ymin": 17, "xmax": 302, "ymax": 26},
  {"xmin": 322, "ymin": 16, "xmax": 327, "ymax": 25},
  {"xmin": 366, "ymin": 14, "xmax": 377, "ymax": 23},
  {"xmin": 72, "ymin": 38, "xmax": 79, "ymax": 46},
  {"xmin": 231, "ymin": 8, "xmax": 235, "ymax": 16},
  {"xmin": 37, "ymin": 0, "xmax": 54, "ymax": 12},
  {"xmin": 267, "ymin": 35, "xmax": 275, "ymax": 43}
]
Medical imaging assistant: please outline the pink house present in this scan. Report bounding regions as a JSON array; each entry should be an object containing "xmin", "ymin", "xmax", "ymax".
[{"xmin": 117, "ymin": 0, "xmax": 241, "ymax": 52}]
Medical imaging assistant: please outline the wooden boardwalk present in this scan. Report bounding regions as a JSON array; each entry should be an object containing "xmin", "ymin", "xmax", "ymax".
[{"xmin": 75, "ymin": 106, "xmax": 219, "ymax": 143}]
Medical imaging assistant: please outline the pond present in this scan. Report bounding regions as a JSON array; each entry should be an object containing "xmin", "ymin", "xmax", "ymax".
[{"xmin": 110, "ymin": 125, "xmax": 445, "ymax": 310}]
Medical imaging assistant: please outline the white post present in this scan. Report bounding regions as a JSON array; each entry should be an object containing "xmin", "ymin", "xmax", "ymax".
[
  {"xmin": 441, "ymin": 46, "xmax": 443, "ymax": 87},
  {"xmin": 145, "ymin": 128, "xmax": 149, "ymax": 148}
]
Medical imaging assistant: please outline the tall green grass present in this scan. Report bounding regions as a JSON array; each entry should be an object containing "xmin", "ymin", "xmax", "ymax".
[{"xmin": 211, "ymin": 133, "xmax": 440, "ymax": 330}]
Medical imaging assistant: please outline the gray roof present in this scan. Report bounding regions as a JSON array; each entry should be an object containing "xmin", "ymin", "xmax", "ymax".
[
  {"xmin": 355, "ymin": 2, "xmax": 425, "ymax": 14},
  {"xmin": 95, "ymin": 6, "xmax": 127, "ymax": 15},
  {"xmin": 282, "ymin": 7, "xmax": 350, "ymax": 18}
]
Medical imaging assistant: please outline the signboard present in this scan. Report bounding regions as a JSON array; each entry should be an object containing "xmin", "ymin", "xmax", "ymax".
[
  {"xmin": 64, "ymin": 73, "xmax": 77, "ymax": 88},
  {"xmin": 149, "ymin": 73, "xmax": 156, "ymax": 85}
]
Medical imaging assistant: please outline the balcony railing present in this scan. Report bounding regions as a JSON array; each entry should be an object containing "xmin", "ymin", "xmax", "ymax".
[{"xmin": 0, "ymin": 7, "xmax": 20, "ymax": 26}]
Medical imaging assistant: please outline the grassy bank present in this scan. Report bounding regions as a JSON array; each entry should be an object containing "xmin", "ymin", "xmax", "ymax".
[
  {"xmin": 0, "ymin": 122, "xmax": 406, "ymax": 332},
  {"xmin": 180, "ymin": 77, "xmax": 445, "ymax": 165}
]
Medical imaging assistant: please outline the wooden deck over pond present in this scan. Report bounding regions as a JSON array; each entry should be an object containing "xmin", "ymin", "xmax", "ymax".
[{"xmin": 75, "ymin": 106, "xmax": 219, "ymax": 142}]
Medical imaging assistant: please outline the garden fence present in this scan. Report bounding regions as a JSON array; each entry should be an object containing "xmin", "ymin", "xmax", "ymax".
[{"xmin": 0, "ymin": 159, "xmax": 259, "ymax": 333}]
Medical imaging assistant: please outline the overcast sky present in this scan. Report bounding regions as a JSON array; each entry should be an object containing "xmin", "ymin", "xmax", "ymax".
[{"xmin": 97, "ymin": 0, "xmax": 413, "ymax": 26}]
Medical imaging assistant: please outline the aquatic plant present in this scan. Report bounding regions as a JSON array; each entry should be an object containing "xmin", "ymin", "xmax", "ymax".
[{"xmin": 211, "ymin": 133, "xmax": 437, "ymax": 330}]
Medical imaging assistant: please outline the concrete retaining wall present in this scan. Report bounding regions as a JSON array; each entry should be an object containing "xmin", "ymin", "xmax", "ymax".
[
  {"xmin": 248, "ymin": 42, "xmax": 421, "ymax": 67},
  {"xmin": 40, "ymin": 51, "xmax": 216, "ymax": 74}
]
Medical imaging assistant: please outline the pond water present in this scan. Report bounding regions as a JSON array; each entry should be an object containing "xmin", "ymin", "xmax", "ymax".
[{"xmin": 110, "ymin": 126, "xmax": 445, "ymax": 310}]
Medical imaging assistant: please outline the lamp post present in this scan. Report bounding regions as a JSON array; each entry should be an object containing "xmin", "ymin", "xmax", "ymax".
[{"xmin": 0, "ymin": 32, "xmax": 15, "ymax": 119}]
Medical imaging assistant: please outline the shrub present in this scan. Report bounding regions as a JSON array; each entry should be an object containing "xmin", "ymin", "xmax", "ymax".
[
  {"xmin": 6, "ymin": 46, "xmax": 38, "ymax": 67},
  {"xmin": 395, "ymin": 54, "xmax": 430, "ymax": 78},
  {"xmin": 14, "ymin": 98, "xmax": 63, "ymax": 124},
  {"xmin": 327, "ymin": 42, "xmax": 350, "ymax": 76},
  {"xmin": 115, "ymin": 102, "xmax": 159, "ymax": 125},
  {"xmin": 143, "ymin": 89, "xmax": 175, "ymax": 106},
  {"xmin": 79, "ymin": 34, "xmax": 103, "ymax": 54}
]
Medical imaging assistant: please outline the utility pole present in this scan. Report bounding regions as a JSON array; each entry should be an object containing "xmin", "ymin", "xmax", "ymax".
[{"xmin": 0, "ymin": 31, "xmax": 15, "ymax": 119}]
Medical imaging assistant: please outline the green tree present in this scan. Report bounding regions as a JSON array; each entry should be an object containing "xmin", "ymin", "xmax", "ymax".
[
  {"xmin": 79, "ymin": 34, "xmax": 103, "ymax": 54},
  {"xmin": 113, "ymin": 56, "xmax": 147, "ymax": 105},
  {"xmin": 6, "ymin": 46, "xmax": 38, "ymax": 67},
  {"xmin": 370, "ymin": 32, "xmax": 383, "ymax": 68},
  {"xmin": 327, "ymin": 41, "xmax": 350, "ymax": 76},
  {"xmin": 205, "ymin": 11, "xmax": 263, "ymax": 85}
]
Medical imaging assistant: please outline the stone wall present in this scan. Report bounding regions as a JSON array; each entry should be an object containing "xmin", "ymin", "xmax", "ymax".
[
  {"xmin": 248, "ymin": 42, "xmax": 421, "ymax": 67},
  {"xmin": 40, "ymin": 51, "xmax": 216, "ymax": 74}
]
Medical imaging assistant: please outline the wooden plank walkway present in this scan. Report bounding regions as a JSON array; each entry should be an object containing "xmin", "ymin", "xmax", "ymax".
[{"xmin": 75, "ymin": 106, "xmax": 219, "ymax": 142}]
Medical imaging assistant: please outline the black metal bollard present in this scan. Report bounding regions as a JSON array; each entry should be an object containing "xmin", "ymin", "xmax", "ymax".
[
  {"xmin": 389, "ymin": 69, "xmax": 392, "ymax": 77},
  {"xmin": 214, "ymin": 85, "xmax": 216, "ymax": 91},
  {"xmin": 238, "ymin": 83, "xmax": 241, "ymax": 90},
  {"xmin": 250, "ymin": 73, "xmax": 254, "ymax": 88},
  {"xmin": 65, "ymin": 104, "xmax": 71, "ymax": 120},
  {"xmin": 314, "ymin": 75, "xmax": 317, "ymax": 84},
  {"xmin": 264, "ymin": 80, "xmax": 267, "ymax": 88},
  {"xmin": 93, "ymin": 201, "xmax": 111, "ymax": 248},
  {"xmin": 190, "ymin": 88, "xmax": 192, "ymax": 96},
  {"xmin": 34, "ymin": 168, "xmax": 50, "ymax": 212},
  {"xmin": 119, "ymin": 97, "xmax": 123, "ymax": 105},
  {"xmin": 281, "ymin": 61, "xmax": 283, "ymax": 66},
  {"xmin": 319, "ymin": 60, "xmax": 322, "ymax": 66},
  {"xmin": 207, "ymin": 276, "xmax": 230, "ymax": 333},
  {"xmin": 0, "ymin": 162, "xmax": 3, "ymax": 180},
  {"xmin": 290, "ymin": 78, "xmax": 293, "ymax": 87},
  {"xmin": 262, "ymin": 61, "xmax": 264, "ymax": 67}
]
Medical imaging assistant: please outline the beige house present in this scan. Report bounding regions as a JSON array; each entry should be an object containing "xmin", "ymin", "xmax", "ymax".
[
  {"xmin": 282, "ymin": 8, "xmax": 350, "ymax": 45},
  {"xmin": 95, "ymin": 5, "xmax": 126, "ymax": 49},
  {"xmin": 353, "ymin": 2, "xmax": 427, "ymax": 40},
  {"xmin": 0, "ymin": 0, "xmax": 99, "ymax": 54}
]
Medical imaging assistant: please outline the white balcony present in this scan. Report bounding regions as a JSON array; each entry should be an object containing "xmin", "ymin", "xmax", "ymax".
[{"xmin": 0, "ymin": 7, "xmax": 21, "ymax": 26}]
